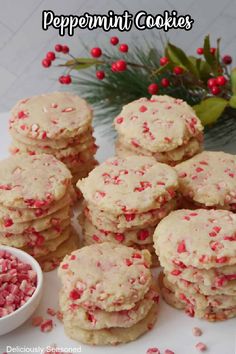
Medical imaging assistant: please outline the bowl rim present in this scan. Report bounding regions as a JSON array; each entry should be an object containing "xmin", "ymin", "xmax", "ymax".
[{"xmin": 0, "ymin": 245, "xmax": 43, "ymax": 322}]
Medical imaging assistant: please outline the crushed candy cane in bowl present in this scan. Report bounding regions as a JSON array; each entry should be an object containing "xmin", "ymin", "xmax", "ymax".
[{"xmin": 0, "ymin": 245, "xmax": 43, "ymax": 335}]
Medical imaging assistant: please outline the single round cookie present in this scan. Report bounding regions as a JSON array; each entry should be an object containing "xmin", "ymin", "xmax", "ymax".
[
  {"xmin": 79, "ymin": 212, "xmax": 154, "ymax": 245},
  {"xmin": 9, "ymin": 92, "xmax": 92, "ymax": 140},
  {"xmin": 84, "ymin": 199, "xmax": 176, "ymax": 232},
  {"xmin": 0, "ymin": 154, "xmax": 71, "ymax": 209},
  {"xmin": 59, "ymin": 284, "xmax": 158, "ymax": 330},
  {"xmin": 0, "ymin": 219, "xmax": 70, "ymax": 248},
  {"xmin": 58, "ymin": 242, "xmax": 152, "ymax": 312},
  {"xmin": 10, "ymin": 125, "xmax": 94, "ymax": 149},
  {"xmin": 175, "ymin": 151, "xmax": 236, "ymax": 208},
  {"xmin": 63, "ymin": 303, "xmax": 158, "ymax": 345},
  {"xmin": 116, "ymin": 137, "xmax": 202, "ymax": 166},
  {"xmin": 10, "ymin": 136, "xmax": 97, "ymax": 159},
  {"xmin": 0, "ymin": 187, "xmax": 71, "ymax": 223},
  {"xmin": 77, "ymin": 156, "xmax": 178, "ymax": 214},
  {"xmin": 114, "ymin": 95, "xmax": 203, "ymax": 153},
  {"xmin": 0, "ymin": 205, "xmax": 71, "ymax": 233},
  {"xmin": 154, "ymin": 209, "xmax": 236, "ymax": 269}
]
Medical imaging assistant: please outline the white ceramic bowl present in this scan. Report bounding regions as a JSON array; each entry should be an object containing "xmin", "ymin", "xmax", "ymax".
[{"xmin": 0, "ymin": 245, "xmax": 43, "ymax": 335}]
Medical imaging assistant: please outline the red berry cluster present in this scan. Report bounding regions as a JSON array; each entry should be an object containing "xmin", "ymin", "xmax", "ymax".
[
  {"xmin": 89, "ymin": 37, "xmax": 129, "ymax": 81},
  {"xmin": 42, "ymin": 44, "xmax": 72, "ymax": 84},
  {"xmin": 196, "ymin": 47, "xmax": 232, "ymax": 66},
  {"xmin": 207, "ymin": 75, "xmax": 227, "ymax": 95}
]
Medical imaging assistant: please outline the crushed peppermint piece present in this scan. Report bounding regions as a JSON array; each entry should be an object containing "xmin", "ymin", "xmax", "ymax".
[
  {"xmin": 195, "ymin": 342, "xmax": 207, "ymax": 351},
  {"xmin": 146, "ymin": 348, "xmax": 160, "ymax": 354},
  {"xmin": 192, "ymin": 327, "xmax": 203, "ymax": 336}
]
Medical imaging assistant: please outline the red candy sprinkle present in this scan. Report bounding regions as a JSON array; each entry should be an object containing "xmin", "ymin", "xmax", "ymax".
[
  {"xmin": 125, "ymin": 258, "xmax": 133, "ymax": 266},
  {"xmin": 171, "ymin": 269, "xmax": 182, "ymax": 276},
  {"xmin": 3, "ymin": 218, "xmax": 13, "ymax": 227},
  {"xmin": 69, "ymin": 288, "xmax": 83, "ymax": 300},
  {"xmin": 115, "ymin": 233, "xmax": 125, "ymax": 242},
  {"xmin": 61, "ymin": 263, "xmax": 69, "ymax": 270},
  {"xmin": 139, "ymin": 105, "xmax": 147, "ymax": 112},
  {"xmin": 177, "ymin": 240, "xmax": 186, "ymax": 253},
  {"xmin": 132, "ymin": 252, "xmax": 142, "ymax": 259},
  {"xmin": 146, "ymin": 348, "xmax": 160, "ymax": 354},
  {"xmin": 216, "ymin": 256, "xmax": 228, "ymax": 264},
  {"xmin": 165, "ymin": 350, "xmax": 175, "ymax": 354},
  {"xmin": 116, "ymin": 117, "xmax": 124, "ymax": 124},
  {"xmin": 138, "ymin": 229, "xmax": 149, "ymax": 241},
  {"xmin": 18, "ymin": 111, "xmax": 28, "ymax": 119},
  {"xmin": 124, "ymin": 213, "xmax": 135, "ymax": 222}
]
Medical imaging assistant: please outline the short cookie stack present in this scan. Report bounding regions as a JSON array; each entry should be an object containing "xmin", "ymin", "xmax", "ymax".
[
  {"xmin": 77, "ymin": 156, "xmax": 178, "ymax": 265},
  {"xmin": 9, "ymin": 92, "xmax": 98, "ymax": 192},
  {"xmin": 154, "ymin": 209, "xmax": 236, "ymax": 321},
  {"xmin": 175, "ymin": 151, "xmax": 236, "ymax": 211},
  {"xmin": 114, "ymin": 95, "xmax": 203, "ymax": 166},
  {"xmin": 0, "ymin": 154, "xmax": 79, "ymax": 271},
  {"xmin": 58, "ymin": 242, "xmax": 159, "ymax": 345}
]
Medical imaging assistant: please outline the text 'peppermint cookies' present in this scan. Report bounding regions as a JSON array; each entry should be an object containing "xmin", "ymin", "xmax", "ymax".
[
  {"xmin": 58, "ymin": 242, "xmax": 159, "ymax": 345},
  {"xmin": 9, "ymin": 92, "xmax": 98, "ymax": 195},
  {"xmin": 154, "ymin": 209, "xmax": 236, "ymax": 321},
  {"xmin": 77, "ymin": 156, "xmax": 178, "ymax": 265},
  {"xmin": 114, "ymin": 95, "xmax": 203, "ymax": 166},
  {"xmin": 0, "ymin": 154, "xmax": 79, "ymax": 271}
]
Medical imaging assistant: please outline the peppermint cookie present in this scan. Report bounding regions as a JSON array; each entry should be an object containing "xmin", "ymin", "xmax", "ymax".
[
  {"xmin": 9, "ymin": 92, "xmax": 98, "ymax": 192},
  {"xmin": 77, "ymin": 156, "xmax": 178, "ymax": 263},
  {"xmin": 58, "ymin": 242, "xmax": 158, "ymax": 345},
  {"xmin": 114, "ymin": 95, "xmax": 203, "ymax": 165},
  {"xmin": 154, "ymin": 209, "xmax": 236, "ymax": 321},
  {"xmin": 175, "ymin": 151, "xmax": 236, "ymax": 210}
]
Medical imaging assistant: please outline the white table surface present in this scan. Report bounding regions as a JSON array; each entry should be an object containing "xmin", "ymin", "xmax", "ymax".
[{"xmin": 0, "ymin": 111, "xmax": 235, "ymax": 354}]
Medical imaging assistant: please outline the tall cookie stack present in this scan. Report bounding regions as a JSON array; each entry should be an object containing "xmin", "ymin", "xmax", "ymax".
[
  {"xmin": 114, "ymin": 95, "xmax": 203, "ymax": 166},
  {"xmin": 9, "ymin": 92, "xmax": 98, "ymax": 193},
  {"xmin": 154, "ymin": 209, "xmax": 236, "ymax": 321},
  {"xmin": 58, "ymin": 242, "xmax": 159, "ymax": 345},
  {"xmin": 77, "ymin": 156, "xmax": 178, "ymax": 265},
  {"xmin": 0, "ymin": 154, "xmax": 79, "ymax": 271},
  {"xmin": 175, "ymin": 151, "xmax": 236, "ymax": 211}
]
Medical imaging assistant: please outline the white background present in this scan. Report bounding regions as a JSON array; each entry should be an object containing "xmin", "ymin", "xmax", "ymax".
[{"xmin": 0, "ymin": 0, "xmax": 235, "ymax": 111}]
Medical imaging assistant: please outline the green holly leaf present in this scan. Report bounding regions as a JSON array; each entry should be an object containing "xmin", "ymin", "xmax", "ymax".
[
  {"xmin": 61, "ymin": 58, "xmax": 103, "ymax": 70},
  {"xmin": 203, "ymin": 35, "xmax": 218, "ymax": 74},
  {"xmin": 193, "ymin": 97, "xmax": 228, "ymax": 125},
  {"xmin": 166, "ymin": 43, "xmax": 199, "ymax": 77},
  {"xmin": 229, "ymin": 95, "xmax": 236, "ymax": 108},
  {"xmin": 199, "ymin": 60, "xmax": 212, "ymax": 81},
  {"xmin": 230, "ymin": 68, "xmax": 236, "ymax": 94}
]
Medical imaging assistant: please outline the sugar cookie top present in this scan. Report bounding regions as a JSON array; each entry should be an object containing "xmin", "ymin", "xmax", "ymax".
[
  {"xmin": 175, "ymin": 151, "xmax": 236, "ymax": 207},
  {"xmin": 58, "ymin": 242, "xmax": 152, "ymax": 311},
  {"xmin": 0, "ymin": 154, "xmax": 71, "ymax": 208},
  {"xmin": 77, "ymin": 156, "xmax": 178, "ymax": 214},
  {"xmin": 114, "ymin": 95, "xmax": 203, "ymax": 153},
  {"xmin": 154, "ymin": 209, "xmax": 236, "ymax": 269},
  {"xmin": 9, "ymin": 92, "xmax": 92, "ymax": 140}
]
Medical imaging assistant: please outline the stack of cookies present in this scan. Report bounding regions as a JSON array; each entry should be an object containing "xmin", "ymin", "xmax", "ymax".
[
  {"xmin": 58, "ymin": 242, "xmax": 159, "ymax": 345},
  {"xmin": 154, "ymin": 209, "xmax": 236, "ymax": 321},
  {"xmin": 8, "ymin": 92, "xmax": 98, "ymax": 192},
  {"xmin": 0, "ymin": 154, "xmax": 79, "ymax": 271},
  {"xmin": 77, "ymin": 156, "xmax": 178, "ymax": 265},
  {"xmin": 175, "ymin": 151, "xmax": 236, "ymax": 211},
  {"xmin": 114, "ymin": 95, "xmax": 204, "ymax": 166}
]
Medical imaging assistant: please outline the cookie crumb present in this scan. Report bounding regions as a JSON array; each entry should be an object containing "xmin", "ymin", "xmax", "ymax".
[
  {"xmin": 195, "ymin": 342, "xmax": 207, "ymax": 352},
  {"xmin": 47, "ymin": 307, "xmax": 56, "ymax": 316},
  {"xmin": 192, "ymin": 327, "xmax": 203, "ymax": 336}
]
